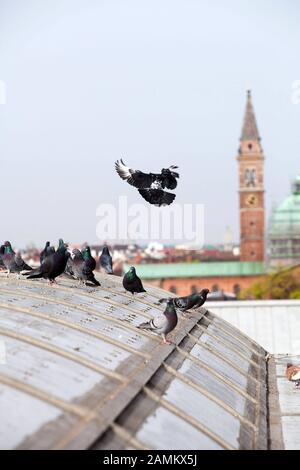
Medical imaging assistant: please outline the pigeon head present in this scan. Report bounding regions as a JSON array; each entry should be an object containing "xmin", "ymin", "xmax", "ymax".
[
  {"xmin": 161, "ymin": 166, "xmax": 179, "ymax": 178},
  {"xmin": 129, "ymin": 266, "xmax": 136, "ymax": 273},
  {"xmin": 102, "ymin": 245, "xmax": 109, "ymax": 254},
  {"xmin": 201, "ymin": 288, "xmax": 210, "ymax": 297},
  {"xmin": 165, "ymin": 298, "xmax": 176, "ymax": 314},
  {"xmin": 45, "ymin": 241, "xmax": 50, "ymax": 247},
  {"xmin": 57, "ymin": 239, "xmax": 68, "ymax": 252},
  {"xmin": 82, "ymin": 246, "xmax": 92, "ymax": 259},
  {"xmin": 58, "ymin": 238, "xmax": 66, "ymax": 248},
  {"xmin": 71, "ymin": 248, "xmax": 81, "ymax": 259},
  {"xmin": 4, "ymin": 241, "xmax": 13, "ymax": 253}
]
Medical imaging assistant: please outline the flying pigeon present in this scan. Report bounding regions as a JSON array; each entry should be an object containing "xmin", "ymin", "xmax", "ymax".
[
  {"xmin": 138, "ymin": 299, "xmax": 178, "ymax": 344},
  {"xmin": 26, "ymin": 239, "xmax": 69, "ymax": 284},
  {"xmin": 99, "ymin": 245, "xmax": 113, "ymax": 274},
  {"xmin": 82, "ymin": 246, "xmax": 97, "ymax": 272},
  {"xmin": 286, "ymin": 363, "xmax": 300, "ymax": 387},
  {"xmin": 159, "ymin": 289, "xmax": 210, "ymax": 313},
  {"xmin": 123, "ymin": 266, "xmax": 146, "ymax": 295},
  {"xmin": 40, "ymin": 241, "xmax": 55, "ymax": 264},
  {"xmin": 68, "ymin": 248, "xmax": 100, "ymax": 286},
  {"xmin": 2, "ymin": 241, "xmax": 32, "ymax": 277},
  {"xmin": 115, "ymin": 159, "xmax": 179, "ymax": 206}
]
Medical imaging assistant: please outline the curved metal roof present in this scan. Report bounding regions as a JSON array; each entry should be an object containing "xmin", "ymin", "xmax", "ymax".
[{"xmin": 0, "ymin": 272, "xmax": 268, "ymax": 450}]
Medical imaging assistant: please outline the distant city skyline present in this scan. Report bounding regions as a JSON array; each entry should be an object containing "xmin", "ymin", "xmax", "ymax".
[{"xmin": 0, "ymin": 0, "xmax": 300, "ymax": 248}]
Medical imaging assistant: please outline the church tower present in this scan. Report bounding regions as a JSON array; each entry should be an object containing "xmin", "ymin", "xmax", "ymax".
[{"xmin": 237, "ymin": 90, "xmax": 265, "ymax": 262}]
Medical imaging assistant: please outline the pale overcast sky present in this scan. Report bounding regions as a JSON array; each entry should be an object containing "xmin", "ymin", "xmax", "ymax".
[{"xmin": 0, "ymin": 0, "xmax": 299, "ymax": 248}]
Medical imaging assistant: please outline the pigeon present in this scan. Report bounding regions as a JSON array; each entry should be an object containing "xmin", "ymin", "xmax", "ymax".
[
  {"xmin": 138, "ymin": 299, "xmax": 178, "ymax": 344},
  {"xmin": 286, "ymin": 363, "xmax": 300, "ymax": 387},
  {"xmin": 99, "ymin": 245, "xmax": 113, "ymax": 274},
  {"xmin": 115, "ymin": 159, "xmax": 179, "ymax": 206},
  {"xmin": 123, "ymin": 266, "xmax": 146, "ymax": 295},
  {"xmin": 40, "ymin": 241, "xmax": 55, "ymax": 264},
  {"xmin": 69, "ymin": 248, "xmax": 100, "ymax": 286},
  {"xmin": 159, "ymin": 288, "xmax": 210, "ymax": 313},
  {"xmin": 82, "ymin": 246, "xmax": 96, "ymax": 272},
  {"xmin": 2, "ymin": 241, "xmax": 32, "ymax": 277},
  {"xmin": 26, "ymin": 239, "xmax": 69, "ymax": 284}
]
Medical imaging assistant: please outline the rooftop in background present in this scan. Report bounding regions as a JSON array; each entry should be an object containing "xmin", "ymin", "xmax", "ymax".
[{"xmin": 126, "ymin": 261, "xmax": 266, "ymax": 279}]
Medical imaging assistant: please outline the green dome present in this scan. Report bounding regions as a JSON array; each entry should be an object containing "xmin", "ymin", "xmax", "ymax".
[{"xmin": 269, "ymin": 175, "xmax": 300, "ymax": 237}]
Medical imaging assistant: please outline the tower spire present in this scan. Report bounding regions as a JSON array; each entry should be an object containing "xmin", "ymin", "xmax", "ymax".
[{"xmin": 240, "ymin": 90, "xmax": 260, "ymax": 141}]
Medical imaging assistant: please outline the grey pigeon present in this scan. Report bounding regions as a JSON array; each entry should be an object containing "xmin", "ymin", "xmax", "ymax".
[
  {"xmin": 138, "ymin": 299, "xmax": 178, "ymax": 344},
  {"xmin": 99, "ymin": 245, "xmax": 113, "ymax": 274},
  {"xmin": 2, "ymin": 241, "xmax": 32, "ymax": 277},
  {"xmin": 115, "ymin": 159, "xmax": 179, "ymax": 206},
  {"xmin": 69, "ymin": 248, "xmax": 100, "ymax": 286},
  {"xmin": 123, "ymin": 266, "xmax": 146, "ymax": 295},
  {"xmin": 40, "ymin": 241, "xmax": 55, "ymax": 264},
  {"xmin": 26, "ymin": 239, "xmax": 69, "ymax": 284},
  {"xmin": 159, "ymin": 288, "xmax": 210, "ymax": 313}
]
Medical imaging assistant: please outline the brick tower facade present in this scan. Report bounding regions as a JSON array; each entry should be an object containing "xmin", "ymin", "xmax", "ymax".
[{"xmin": 237, "ymin": 90, "xmax": 265, "ymax": 262}]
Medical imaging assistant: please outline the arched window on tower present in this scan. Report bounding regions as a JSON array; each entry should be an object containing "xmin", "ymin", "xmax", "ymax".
[
  {"xmin": 191, "ymin": 285, "xmax": 198, "ymax": 294},
  {"xmin": 212, "ymin": 284, "xmax": 219, "ymax": 292}
]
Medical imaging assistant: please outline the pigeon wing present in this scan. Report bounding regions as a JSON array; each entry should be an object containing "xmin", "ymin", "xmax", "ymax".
[
  {"xmin": 15, "ymin": 254, "xmax": 32, "ymax": 271},
  {"xmin": 138, "ymin": 189, "xmax": 176, "ymax": 206},
  {"xmin": 175, "ymin": 297, "xmax": 189, "ymax": 310},
  {"xmin": 115, "ymin": 159, "xmax": 153, "ymax": 188},
  {"xmin": 151, "ymin": 313, "xmax": 168, "ymax": 332}
]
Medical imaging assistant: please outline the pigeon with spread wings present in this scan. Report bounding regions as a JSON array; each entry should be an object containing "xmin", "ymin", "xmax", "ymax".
[{"xmin": 115, "ymin": 159, "xmax": 179, "ymax": 206}]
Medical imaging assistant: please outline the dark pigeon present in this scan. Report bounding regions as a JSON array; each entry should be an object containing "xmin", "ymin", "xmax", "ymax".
[
  {"xmin": 115, "ymin": 159, "xmax": 179, "ymax": 206},
  {"xmin": 99, "ymin": 245, "xmax": 113, "ymax": 274},
  {"xmin": 2, "ymin": 241, "xmax": 32, "ymax": 277},
  {"xmin": 159, "ymin": 288, "xmax": 210, "ymax": 313},
  {"xmin": 40, "ymin": 241, "xmax": 55, "ymax": 265},
  {"xmin": 138, "ymin": 299, "xmax": 178, "ymax": 344},
  {"xmin": 82, "ymin": 246, "xmax": 96, "ymax": 272},
  {"xmin": 123, "ymin": 266, "xmax": 146, "ymax": 295},
  {"xmin": 26, "ymin": 239, "xmax": 69, "ymax": 284},
  {"xmin": 69, "ymin": 249, "xmax": 100, "ymax": 286}
]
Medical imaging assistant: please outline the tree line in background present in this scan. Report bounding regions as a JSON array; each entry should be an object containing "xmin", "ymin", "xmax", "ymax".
[{"xmin": 241, "ymin": 265, "xmax": 300, "ymax": 300}]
